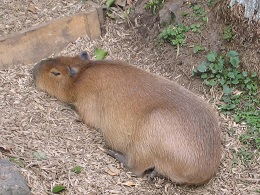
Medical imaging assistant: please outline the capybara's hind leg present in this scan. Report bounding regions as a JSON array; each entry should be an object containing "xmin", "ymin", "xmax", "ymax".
[
  {"xmin": 107, "ymin": 149, "xmax": 128, "ymax": 166},
  {"xmin": 147, "ymin": 168, "xmax": 158, "ymax": 181}
]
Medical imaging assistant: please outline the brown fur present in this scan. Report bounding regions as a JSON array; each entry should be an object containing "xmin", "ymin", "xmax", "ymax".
[{"xmin": 33, "ymin": 54, "xmax": 221, "ymax": 185}]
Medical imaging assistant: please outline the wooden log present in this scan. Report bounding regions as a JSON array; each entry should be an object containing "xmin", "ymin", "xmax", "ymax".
[{"xmin": 0, "ymin": 4, "xmax": 103, "ymax": 70}]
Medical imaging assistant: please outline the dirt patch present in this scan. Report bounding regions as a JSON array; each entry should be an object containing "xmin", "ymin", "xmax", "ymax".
[
  {"xmin": 0, "ymin": 0, "xmax": 259, "ymax": 194},
  {"xmin": 214, "ymin": 0, "xmax": 260, "ymax": 76}
]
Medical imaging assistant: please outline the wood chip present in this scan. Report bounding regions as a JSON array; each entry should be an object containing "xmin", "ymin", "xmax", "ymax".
[{"xmin": 104, "ymin": 164, "xmax": 120, "ymax": 176}]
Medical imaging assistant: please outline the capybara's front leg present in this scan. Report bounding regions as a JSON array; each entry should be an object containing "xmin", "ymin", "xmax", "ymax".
[{"xmin": 107, "ymin": 149, "xmax": 128, "ymax": 166}]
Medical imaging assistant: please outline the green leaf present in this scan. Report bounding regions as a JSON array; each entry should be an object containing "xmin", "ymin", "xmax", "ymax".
[
  {"xmin": 242, "ymin": 71, "xmax": 248, "ymax": 77},
  {"xmin": 246, "ymin": 84, "xmax": 252, "ymax": 90},
  {"xmin": 193, "ymin": 45, "xmax": 205, "ymax": 53},
  {"xmin": 52, "ymin": 185, "xmax": 65, "ymax": 194},
  {"xmin": 223, "ymin": 85, "xmax": 233, "ymax": 95},
  {"xmin": 94, "ymin": 48, "xmax": 108, "ymax": 60},
  {"xmin": 201, "ymin": 73, "xmax": 208, "ymax": 79},
  {"xmin": 227, "ymin": 50, "xmax": 239, "ymax": 58},
  {"xmin": 219, "ymin": 78, "xmax": 226, "ymax": 85},
  {"xmin": 244, "ymin": 78, "xmax": 251, "ymax": 84},
  {"xmin": 206, "ymin": 51, "xmax": 218, "ymax": 62},
  {"xmin": 215, "ymin": 63, "xmax": 223, "ymax": 72},
  {"xmin": 202, "ymin": 17, "xmax": 207, "ymax": 22},
  {"xmin": 193, "ymin": 5, "xmax": 200, "ymax": 11},
  {"xmin": 221, "ymin": 103, "xmax": 236, "ymax": 111},
  {"xmin": 251, "ymin": 72, "xmax": 257, "ymax": 77},
  {"xmin": 71, "ymin": 166, "xmax": 82, "ymax": 174},
  {"xmin": 106, "ymin": 0, "xmax": 116, "ymax": 8},
  {"xmin": 197, "ymin": 61, "xmax": 208, "ymax": 72},
  {"xmin": 229, "ymin": 57, "xmax": 240, "ymax": 68},
  {"xmin": 232, "ymin": 79, "xmax": 239, "ymax": 85},
  {"xmin": 228, "ymin": 72, "xmax": 235, "ymax": 79},
  {"xmin": 208, "ymin": 79, "xmax": 216, "ymax": 86},
  {"xmin": 33, "ymin": 151, "xmax": 47, "ymax": 161},
  {"xmin": 222, "ymin": 95, "xmax": 231, "ymax": 103}
]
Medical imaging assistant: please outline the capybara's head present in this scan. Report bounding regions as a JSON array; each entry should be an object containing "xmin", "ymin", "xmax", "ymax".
[{"xmin": 33, "ymin": 51, "xmax": 89, "ymax": 102}]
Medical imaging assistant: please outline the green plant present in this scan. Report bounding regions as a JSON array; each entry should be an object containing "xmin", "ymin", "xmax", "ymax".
[
  {"xmin": 193, "ymin": 45, "xmax": 206, "ymax": 53},
  {"xmin": 190, "ymin": 23, "xmax": 204, "ymax": 32},
  {"xmin": 223, "ymin": 26, "xmax": 234, "ymax": 41},
  {"xmin": 181, "ymin": 11, "xmax": 188, "ymax": 17},
  {"xmin": 159, "ymin": 24, "xmax": 190, "ymax": 47},
  {"xmin": 71, "ymin": 166, "xmax": 82, "ymax": 174},
  {"xmin": 106, "ymin": 0, "xmax": 116, "ymax": 8},
  {"xmin": 236, "ymin": 147, "xmax": 254, "ymax": 163},
  {"xmin": 193, "ymin": 50, "xmax": 260, "ymax": 160},
  {"xmin": 94, "ymin": 48, "xmax": 108, "ymax": 60},
  {"xmin": 207, "ymin": 0, "xmax": 217, "ymax": 7},
  {"xmin": 52, "ymin": 185, "xmax": 65, "ymax": 194},
  {"xmin": 145, "ymin": 0, "xmax": 164, "ymax": 14},
  {"xmin": 192, "ymin": 4, "xmax": 207, "ymax": 22},
  {"xmin": 160, "ymin": 4, "xmax": 208, "ymax": 48}
]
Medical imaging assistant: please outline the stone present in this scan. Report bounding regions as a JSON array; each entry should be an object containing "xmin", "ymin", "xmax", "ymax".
[
  {"xmin": 159, "ymin": 0, "xmax": 184, "ymax": 26},
  {"xmin": 0, "ymin": 159, "xmax": 31, "ymax": 195}
]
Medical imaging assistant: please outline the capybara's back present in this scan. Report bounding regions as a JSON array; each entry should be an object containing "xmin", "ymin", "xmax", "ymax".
[{"xmin": 33, "ymin": 52, "xmax": 221, "ymax": 185}]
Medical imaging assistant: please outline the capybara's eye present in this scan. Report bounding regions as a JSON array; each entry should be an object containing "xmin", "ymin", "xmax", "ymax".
[{"xmin": 51, "ymin": 71, "xmax": 61, "ymax": 76}]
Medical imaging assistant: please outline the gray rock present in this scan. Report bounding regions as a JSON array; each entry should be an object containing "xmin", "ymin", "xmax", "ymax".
[
  {"xmin": 159, "ymin": 0, "xmax": 184, "ymax": 26},
  {"xmin": 0, "ymin": 159, "xmax": 31, "ymax": 195}
]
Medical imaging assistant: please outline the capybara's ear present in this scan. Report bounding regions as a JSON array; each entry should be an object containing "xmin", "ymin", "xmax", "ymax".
[
  {"xmin": 68, "ymin": 66, "xmax": 79, "ymax": 77},
  {"xmin": 80, "ymin": 51, "xmax": 89, "ymax": 61}
]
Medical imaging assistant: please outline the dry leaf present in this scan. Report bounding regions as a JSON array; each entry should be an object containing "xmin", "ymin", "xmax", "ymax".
[
  {"xmin": 126, "ymin": 0, "xmax": 134, "ymax": 6},
  {"xmin": 233, "ymin": 90, "xmax": 242, "ymax": 95},
  {"xmin": 122, "ymin": 181, "xmax": 137, "ymax": 186},
  {"xmin": 104, "ymin": 164, "xmax": 119, "ymax": 176},
  {"xmin": 28, "ymin": 3, "xmax": 37, "ymax": 14}
]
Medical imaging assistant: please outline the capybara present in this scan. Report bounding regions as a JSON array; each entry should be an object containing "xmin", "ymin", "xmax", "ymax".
[{"xmin": 33, "ymin": 52, "xmax": 221, "ymax": 185}]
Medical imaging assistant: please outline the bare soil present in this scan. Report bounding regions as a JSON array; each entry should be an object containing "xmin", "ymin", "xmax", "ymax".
[{"xmin": 0, "ymin": 0, "xmax": 259, "ymax": 194}]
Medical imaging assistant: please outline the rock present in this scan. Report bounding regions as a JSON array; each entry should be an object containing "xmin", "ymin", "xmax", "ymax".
[
  {"xmin": 159, "ymin": 5, "xmax": 175, "ymax": 27},
  {"xmin": 0, "ymin": 159, "xmax": 31, "ymax": 195},
  {"xmin": 159, "ymin": 0, "xmax": 184, "ymax": 26}
]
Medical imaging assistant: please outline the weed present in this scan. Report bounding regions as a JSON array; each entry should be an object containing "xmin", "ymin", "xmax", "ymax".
[
  {"xmin": 71, "ymin": 166, "xmax": 83, "ymax": 174},
  {"xmin": 193, "ymin": 45, "xmax": 206, "ymax": 53},
  {"xmin": 159, "ymin": 4, "xmax": 208, "ymax": 48},
  {"xmin": 236, "ymin": 147, "xmax": 254, "ymax": 163},
  {"xmin": 181, "ymin": 11, "xmax": 188, "ymax": 17},
  {"xmin": 223, "ymin": 26, "xmax": 234, "ymax": 41},
  {"xmin": 207, "ymin": 0, "xmax": 217, "ymax": 7},
  {"xmin": 193, "ymin": 50, "xmax": 260, "ymax": 162},
  {"xmin": 192, "ymin": 4, "xmax": 207, "ymax": 23},
  {"xmin": 190, "ymin": 23, "xmax": 204, "ymax": 32},
  {"xmin": 145, "ymin": 0, "xmax": 164, "ymax": 14},
  {"xmin": 159, "ymin": 24, "xmax": 190, "ymax": 47}
]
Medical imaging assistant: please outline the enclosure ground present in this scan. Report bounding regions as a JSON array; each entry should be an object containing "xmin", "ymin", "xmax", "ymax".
[{"xmin": 0, "ymin": 0, "xmax": 259, "ymax": 194}]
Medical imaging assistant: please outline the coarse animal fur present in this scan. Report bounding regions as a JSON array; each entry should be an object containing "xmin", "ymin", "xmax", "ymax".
[{"xmin": 33, "ymin": 52, "xmax": 221, "ymax": 185}]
